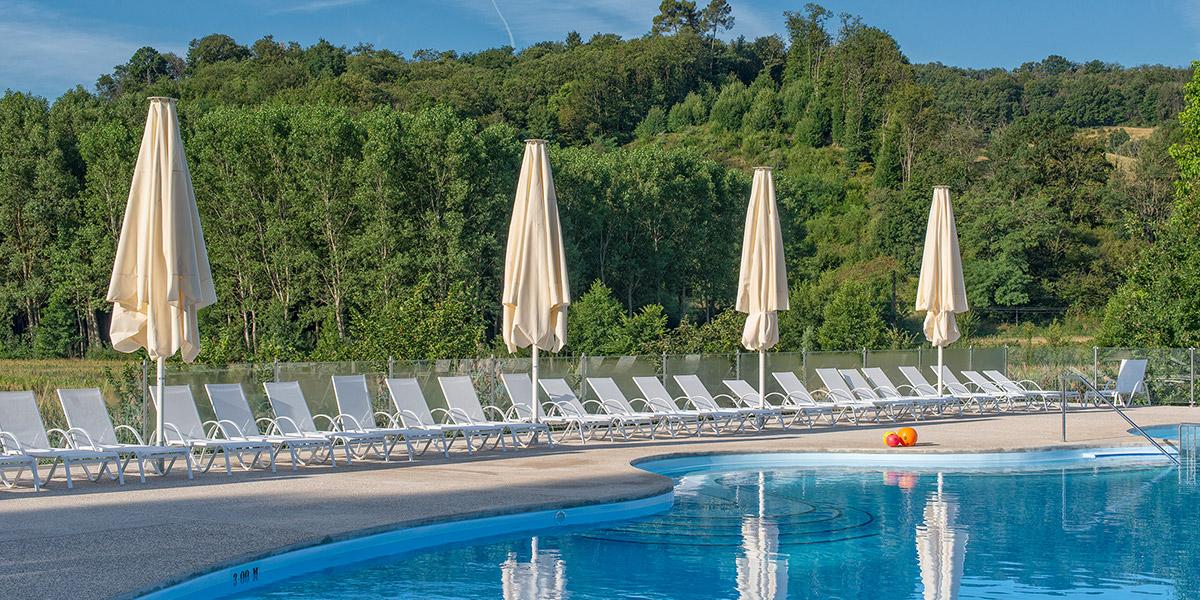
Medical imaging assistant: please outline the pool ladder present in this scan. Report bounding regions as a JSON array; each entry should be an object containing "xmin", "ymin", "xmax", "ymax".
[
  {"xmin": 1062, "ymin": 370, "xmax": 1179, "ymax": 467},
  {"xmin": 1179, "ymin": 423, "xmax": 1200, "ymax": 484}
]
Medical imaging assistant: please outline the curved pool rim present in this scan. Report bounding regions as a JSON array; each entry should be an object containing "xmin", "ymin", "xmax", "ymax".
[{"xmin": 136, "ymin": 445, "xmax": 1175, "ymax": 600}]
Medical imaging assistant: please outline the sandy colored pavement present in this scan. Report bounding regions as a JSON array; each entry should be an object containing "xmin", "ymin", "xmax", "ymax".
[{"xmin": 0, "ymin": 406, "xmax": 1194, "ymax": 600}]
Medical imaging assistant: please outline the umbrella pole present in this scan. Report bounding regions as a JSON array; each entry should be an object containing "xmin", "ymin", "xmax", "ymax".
[
  {"xmin": 759, "ymin": 350, "xmax": 766, "ymax": 410},
  {"xmin": 531, "ymin": 346, "xmax": 539, "ymax": 423},
  {"xmin": 937, "ymin": 346, "xmax": 944, "ymax": 395},
  {"xmin": 156, "ymin": 357, "xmax": 165, "ymax": 444}
]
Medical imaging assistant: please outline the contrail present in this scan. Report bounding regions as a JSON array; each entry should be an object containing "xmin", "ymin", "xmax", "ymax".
[{"xmin": 488, "ymin": 0, "xmax": 516, "ymax": 48}]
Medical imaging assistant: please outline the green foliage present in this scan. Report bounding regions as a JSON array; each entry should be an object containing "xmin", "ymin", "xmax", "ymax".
[
  {"xmin": 817, "ymin": 281, "xmax": 888, "ymax": 350},
  {"xmin": 742, "ymin": 88, "xmax": 778, "ymax": 132},
  {"xmin": 709, "ymin": 79, "xmax": 752, "ymax": 130},
  {"xmin": 635, "ymin": 106, "xmax": 668, "ymax": 139},
  {"xmin": 568, "ymin": 281, "xmax": 627, "ymax": 355},
  {"xmin": 667, "ymin": 92, "xmax": 707, "ymax": 131}
]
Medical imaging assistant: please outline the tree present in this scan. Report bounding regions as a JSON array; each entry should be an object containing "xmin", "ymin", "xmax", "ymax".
[
  {"xmin": 187, "ymin": 34, "xmax": 251, "ymax": 68},
  {"xmin": 817, "ymin": 281, "xmax": 887, "ymax": 350},
  {"xmin": 700, "ymin": 0, "xmax": 735, "ymax": 40},
  {"xmin": 651, "ymin": 0, "xmax": 699, "ymax": 35}
]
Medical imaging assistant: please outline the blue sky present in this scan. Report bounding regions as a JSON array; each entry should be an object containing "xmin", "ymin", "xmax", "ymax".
[{"xmin": 2, "ymin": 0, "xmax": 1197, "ymax": 100}]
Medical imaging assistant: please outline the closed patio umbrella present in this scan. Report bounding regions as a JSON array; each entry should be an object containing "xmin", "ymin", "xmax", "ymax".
[
  {"xmin": 736, "ymin": 167, "xmax": 788, "ymax": 408},
  {"xmin": 915, "ymin": 186, "xmax": 968, "ymax": 395},
  {"xmin": 108, "ymin": 97, "xmax": 215, "ymax": 445},
  {"xmin": 502, "ymin": 140, "xmax": 570, "ymax": 422}
]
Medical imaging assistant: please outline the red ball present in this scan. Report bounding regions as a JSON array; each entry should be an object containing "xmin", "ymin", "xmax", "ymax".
[{"xmin": 885, "ymin": 433, "xmax": 903, "ymax": 447}]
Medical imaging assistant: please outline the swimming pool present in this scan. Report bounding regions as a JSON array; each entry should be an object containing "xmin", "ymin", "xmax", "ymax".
[{"xmin": 156, "ymin": 450, "xmax": 1198, "ymax": 600}]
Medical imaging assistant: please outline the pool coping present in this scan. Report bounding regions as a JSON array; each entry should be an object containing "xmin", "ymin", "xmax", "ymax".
[{"xmin": 133, "ymin": 443, "xmax": 1174, "ymax": 599}]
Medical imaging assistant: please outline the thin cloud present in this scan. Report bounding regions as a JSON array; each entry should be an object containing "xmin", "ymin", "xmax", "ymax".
[
  {"xmin": 0, "ymin": 1, "xmax": 178, "ymax": 99},
  {"xmin": 489, "ymin": 0, "xmax": 517, "ymax": 47},
  {"xmin": 271, "ymin": 0, "xmax": 370, "ymax": 14}
]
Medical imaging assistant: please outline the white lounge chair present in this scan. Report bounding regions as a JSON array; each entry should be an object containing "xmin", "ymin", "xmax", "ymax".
[
  {"xmin": 983, "ymin": 370, "xmax": 1075, "ymax": 409},
  {"xmin": 899, "ymin": 366, "xmax": 993, "ymax": 413},
  {"xmin": 534, "ymin": 376, "xmax": 656, "ymax": 441},
  {"xmin": 770, "ymin": 372, "xmax": 848, "ymax": 425},
  {"xmin": 439, "ymin": 376, "xmax": 551, "ymax": 448},
  {"xmin": 587, "ymin": 377, "xmax": 697, "ymax": 437},
  {"xmin": 151, "ymin": 385, "xmax": 275, "ymax": 474},
  {"xmin": 58, "ymin": 388, "xmax": 193, "ymax": 483},
  {"xmin": 1086, "ymin": 359, "xmax": 1149, "ymax": 407},
  {"xmin": 206, "ymin": 383, "xmax": 338, "ymax": 468},
  {"xmin": 722, "ymin": 379, "xmax": 830, "ymax": 429},
  {"xmin": 332, "ymin": 375, "xmax": 446, "ymax": 461},
  {"xmin": 862, "ymin": 367, "xmax": 960, "ymax": 416},
  {"xmin": 0, "ymin": 426, "xmax": 40, "ymax": 491},
  {"xmin": 931, "ymin": 366, "xmax": 1011, "ymax": 412},
  {"xmin": 385, "ymin": 378, "xmax": 502, "ymax": 454},
  {"xmin": 0, "ymin": 391, "xmax": 123, "ymax": 489},
  {"xmin": 811, "ymin": 369, "xmax": 890, "ymax": 423},
  {"xmin": 264, "ymin": 381, "xmax": 392, "ymax": 464},
  {"xmin": 632, "ymin": 376, "xmax": 726, "ymax": 435},
  {"xmin": 841, "ymin": 369, "xmax": 939, "ymax": 419},
  {"xmin": 674, "ymin": 374, "xmax": 780, "ymax": 431},
  {"xmin": 961, "ymin": 370, "xmax": 1030, "ymax": 411}
]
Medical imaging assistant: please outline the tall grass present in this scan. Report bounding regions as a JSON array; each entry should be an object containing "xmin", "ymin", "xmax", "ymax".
[{"xmin": 0, "ymin": 359, "xmax": 145, "ymax": 432}]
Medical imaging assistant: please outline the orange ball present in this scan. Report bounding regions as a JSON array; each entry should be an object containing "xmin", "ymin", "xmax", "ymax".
[
  {"xmin": 897, "ymin": 427, "xmax": 918, "ymax": 447},
  {"xmin": 885, "ymin": 433, "xmax": 903, "ymax": 447}
]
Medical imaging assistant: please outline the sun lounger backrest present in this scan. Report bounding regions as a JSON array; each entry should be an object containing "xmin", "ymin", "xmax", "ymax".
[
  {"xmin": 772, "ymin": 372, "xmax": 816, "ymax": 405},
  {"xmin": 500, "ymin": 373, "xmax": 547, "ymax": 420},
  {"xmin": 57, "ymin": 388, "xmax": 119, "ymax": 445},
  {"xmin": 151, "ymin": 385, "xmax": 206, "ymax": 442},
  {"xmin": 587, "ymin": 378, "xmax": 638, "ymax": 413},
  {"xmin": 206, "ymin": 384, "xmax": 259, "ymax": 437},
  {"xmin": 931, "ymin": 366, "xmax": 964, "ymax": 386},
  {"xmin": 838, "ymin": 370, "xmax": 881, "ymax": 400},
  {"xmin": 862, "ymin": 368, "xmax": 896, "ymax": 391},
  {"xmin": 1116, "ymin": 359, "xmax": 1148, "ymax": 394},
  {"xmin": 723, "ymin": 380, "xmax": 759, "ymax": 404},
  {"xmin": 961, "ymin": 371, "xmax": 1003, "ymax": 393},
  {"xmin": 331, "ymin": 375, "xmax": 374, "ymax": 428},
  {"xmin": 815, "ymin": 369, "xmax": 856, "ymax": 401},
  {"xmin": 983, "ymin": 370, "xmax": 1014, "ymax": 386},
  {"xmin": 632, "ymin": 376, "xmax": 680, "ymax": 413},
  {"xmin": 537, "ymin": 378, "xmax": 583, "ymax": 418},
  {"xmin": 673, "ymin": 375, "xmax": 720, "ymax": 410},
  {"xmin": 439, "ymin": 376, "xmax": 487, "ymax": 422},
  {"xmin": 899, "ymin": 367, "xmax": 938, "ymax": 395},
  {"xmin": 263, "ymin": 381, "xmax": 318, "ymax": 433},
  {"xmin": 385, "ymin": 378, "xmax": 436, "ymax": 427},
  {"xmin": 0, "ymin": 391, "xmax": 51, "ymax": 449}
]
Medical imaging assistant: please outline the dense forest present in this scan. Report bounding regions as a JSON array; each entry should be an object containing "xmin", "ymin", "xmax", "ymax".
[{"xmin": 0, "ymin": 1, "xmax": 1195, "ymax": 362}]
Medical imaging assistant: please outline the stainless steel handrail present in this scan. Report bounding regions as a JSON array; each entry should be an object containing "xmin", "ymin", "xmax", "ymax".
[{"xmin": 1063, "ymin": 369, "xmax": 1179, "ymax": 466}]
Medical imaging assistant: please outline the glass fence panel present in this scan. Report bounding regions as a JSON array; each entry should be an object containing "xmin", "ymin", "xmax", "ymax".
[{"xmin": 662, "ymin": 354, "xmax": 736, "ymax": 400}]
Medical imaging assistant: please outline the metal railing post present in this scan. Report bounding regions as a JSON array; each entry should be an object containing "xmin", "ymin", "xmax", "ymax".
[
  {"xmin": 969, "ymin": 345, "xmax": 974, "ymax": 370},
  {"xmin": 735, "ymin": 349, "xmax": 741, "ymax": 380},
  {"xmin": 802, "ymin": 349, "xmax": 808, "ymax": 384},
  {"xmin": 579, "ymin": 353, "xmax": 588, "ymax": 400},
  {"xmin": 1003, "ymin": 345, "xmax": 1008, "ymax": 377},
  {"xmin": 661, "ymin": 351, "xmax": 667, "ymax": 385},
  {"xmin": 862, "ymin": 347, "xmax": 868, "ymax": 367},
  {"xmin": 388, "ymin": 355, "xmax": 395, "ymax": 379},
  {"xmin": 272, "ymin": 358, "xmax": 280, "ymax": 382},
  {"xmin": 1092, "ymin": 346, "xmax": 1098, "ymax": 386},
  {"xmin": 1060, "ymin": 374, "xmax": 1067, "ymax": 442}
]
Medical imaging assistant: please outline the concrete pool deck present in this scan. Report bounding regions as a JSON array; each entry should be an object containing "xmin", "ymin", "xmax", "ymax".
[{"xmin": 1, "ymin": 405, "xmax": 1195, "ymax": 600}]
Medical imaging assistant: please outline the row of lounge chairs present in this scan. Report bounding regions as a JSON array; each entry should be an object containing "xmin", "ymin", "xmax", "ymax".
[{"xmin": 0, "ymin": 360, "xmax": 1149, "ymax": 491}]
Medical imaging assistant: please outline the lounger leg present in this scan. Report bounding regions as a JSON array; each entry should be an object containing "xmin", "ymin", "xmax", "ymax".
[{"xmin": 63, "ymin": 459, "xmax": 74, "ymax": 489}]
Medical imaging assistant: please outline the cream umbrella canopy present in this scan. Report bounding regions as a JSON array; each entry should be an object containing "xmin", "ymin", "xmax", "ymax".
[
  {"xmin": 502, "ymin": 140, "xmax": 570, "ymax": 422},
  {"xmin": 915, "ymin": 186, "xmax": 968, "ymax": 395},
  {"xmin": 736, "ymin": 167, "xmax": 789, "ymax": 408},
  {"xmin": 107, "ymin": 97, "xmax": 215, "ymax": 444}
]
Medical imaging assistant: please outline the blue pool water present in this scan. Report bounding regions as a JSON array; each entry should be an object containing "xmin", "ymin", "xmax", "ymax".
[
  {"xmin": 1137, "ymin": 424, "xmax": 1184, "ymax": 439},
  {"xmin": 230, "ymin": 458, "xmax": 1200, "ymax": 600}
]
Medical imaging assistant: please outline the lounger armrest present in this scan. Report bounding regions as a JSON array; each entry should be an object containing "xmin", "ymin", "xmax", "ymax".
[
  {"xmin": 446, "ymin": 407, "xmax": 478, "ymax": 425},
  {"xmin": 430, "ymin": 407, "xmax": 457, "ymax": 425},
  {"xmin": 160, "ymin": 422, "xmax": 192, "ymax": 444},
  {"xmin": 65, "ymin": 427, "xmax": 100, "ymax": 449},
  {"xmin": 332, "ymin": 413, "xmax": 366, "ymax": 432},
  {"xmin": 312, "ymin": 413, "xmax": 344, "ymax": 432},
  {"xmin": 806, "ymin": 389, "xmax": 832, "ymax": 402},
  {"xmin": 580, "ymin": 399, "xmax": 607, "ymax": 413},
  {"xmin": 114, "ymin": 424, "xmax": 148, "ymax": 445},
  {"xmin": 761, "ymin": 391, "xmax": 790, "ymax": 403},
  {"xmin": 544, "ymin": 400, "xmax": 581, "ymax": 418},
  {"xmin": 45, "ymin": 428, "xmax": 78, "ymax": 449},
  {"xmin": 481, "ymin": 405, "xmax": 509, "ymax": 421},
  {"xmin": 1015, "ymin": 379, "xmax": 1047, "ymax": 392},
  {"xmin": 627, "ymin": 398, "xmax": 653, "ymax": 412},
  {"xmin": 849, "ymin": 386, "xmax": 878, "ymax": 399},
  {"xmin": 253, "ymin": 417, "xmax": 278, "ymax": 435},
  {"xmin": 0, "ymin": 431, "xmax": 25, "ymax": 453},
  {"xmin": 394, "ymin": 409, "xmax": 425, "ymax": 428},
  {"xmin": 272, "ymin": 416, "xmax": 305, "ymax": 436},
  {"xmin": 873, "ymin": 385, "xmax": 903, "ymax": 398},
  {"xmin": 204, "ymin": 422, "xmax": 222, "ymax": 440},
  {"xmin": 678, "ymin": 397, "xmax": 704, "ymax": 411},
  {"xmin": 894, "ymin": 384, "xmax": 920, "ymax": 395},
  {"xmin": 373, "ymin": 411, "xmax": 398, "ymax": 428}
]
